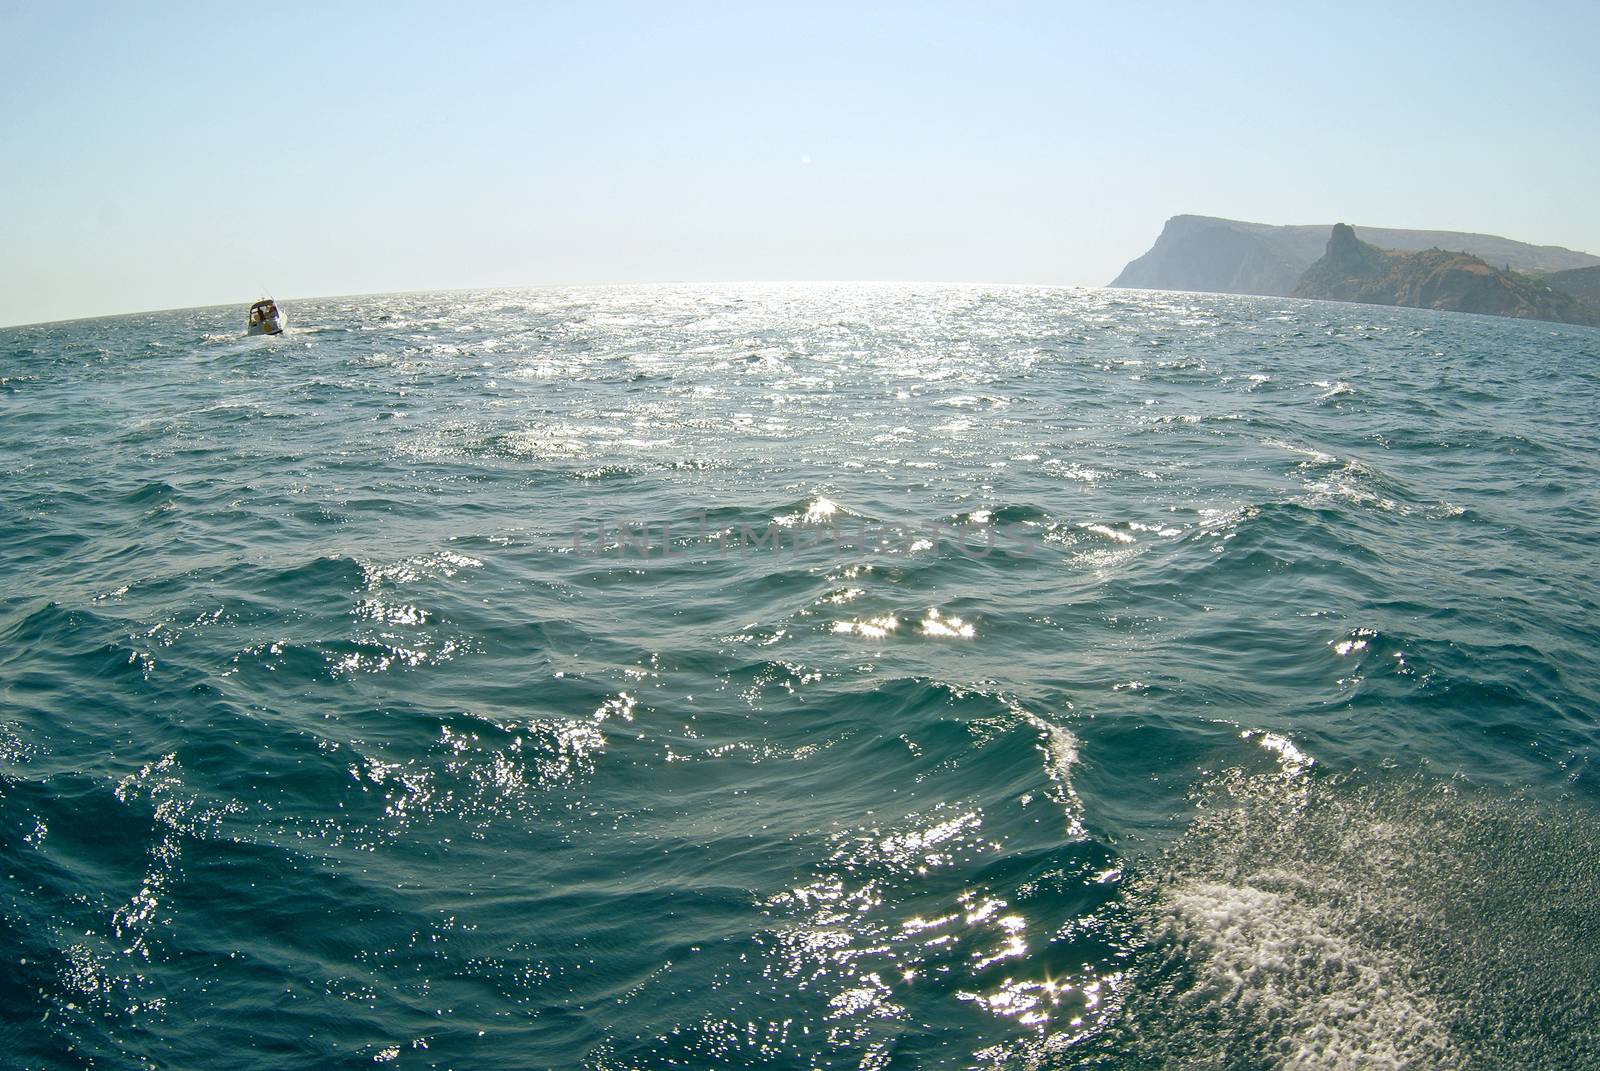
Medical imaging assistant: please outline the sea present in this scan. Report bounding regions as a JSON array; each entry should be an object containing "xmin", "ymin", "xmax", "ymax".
[{"xmin": 2, "ymin": 285, "xmax": 1598, "ymax": 1070}]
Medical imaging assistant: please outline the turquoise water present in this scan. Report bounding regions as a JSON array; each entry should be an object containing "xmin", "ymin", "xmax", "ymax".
[{"xmin": 3, "ymin": 285, "xmax": 1599, "ymax": 1069}]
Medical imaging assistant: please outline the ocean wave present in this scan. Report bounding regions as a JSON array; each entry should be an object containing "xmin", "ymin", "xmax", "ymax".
[{"xmin": 2, "ymin": 287, "xmax": 1597, "ymax": 1068}]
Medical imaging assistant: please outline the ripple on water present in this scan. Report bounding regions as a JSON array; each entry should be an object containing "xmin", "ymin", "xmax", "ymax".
[{"xmin": 1, "ymin": 288, "xmax": 1598, "ymax": 1069}]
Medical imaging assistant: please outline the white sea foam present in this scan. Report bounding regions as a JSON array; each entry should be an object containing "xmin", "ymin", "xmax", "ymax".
[
  {"xmin": 1096, "ymin": 772, "xmax": 1600, "ymax": 1070},
  {"xmin": 1161, "ymin": 875, "xmax": 1454, "ymax": 1069}
]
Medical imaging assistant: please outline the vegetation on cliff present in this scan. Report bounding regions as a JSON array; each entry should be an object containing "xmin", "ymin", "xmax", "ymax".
[
  {"xmin": 1541, "ymin": 265, "xmax": 1600, "ymax": 309},
  {"xmin": 1291, "ymin": 225, "xmax": 1600, "ymax": 327}
]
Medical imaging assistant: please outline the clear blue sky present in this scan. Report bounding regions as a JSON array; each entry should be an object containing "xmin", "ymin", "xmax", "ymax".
[{"xmin": 2, "ymin": 0, "xmax": 1597, "ymax": 325}]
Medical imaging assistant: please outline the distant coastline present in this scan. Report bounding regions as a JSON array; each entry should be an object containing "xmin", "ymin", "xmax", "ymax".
[{"xmin": 1112, "ymin": 214, "xmax": 1600, "ymax": 326}]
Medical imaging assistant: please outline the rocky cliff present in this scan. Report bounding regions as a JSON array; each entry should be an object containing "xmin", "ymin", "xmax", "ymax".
[
  {"xmin": 1111, "ymin": 215, "xmax": 1600, "ymax": 296},
  {"xmin": 1292, "ymin": 224, "xmax": 1600, "ymax": 327},
  {"xmin": 1109, "ymin": 216, "xmax": 1306, "ymax": 295}
]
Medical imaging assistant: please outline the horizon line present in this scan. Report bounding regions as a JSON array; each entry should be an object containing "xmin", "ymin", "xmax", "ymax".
[{"xmin": 1, "ymin": 279, "xmax": 1116, "ymax": 331}]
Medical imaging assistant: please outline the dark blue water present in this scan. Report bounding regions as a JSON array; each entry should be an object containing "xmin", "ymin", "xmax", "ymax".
[{"xmin": 3, "ymin": 286, "xmax": 1599, "ymax": 1069}]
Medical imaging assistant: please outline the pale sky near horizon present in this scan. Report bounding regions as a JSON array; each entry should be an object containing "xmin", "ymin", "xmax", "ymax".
[{"xmin": 2, "ymin": 0, "xmax": 1597, "ymax": 327}]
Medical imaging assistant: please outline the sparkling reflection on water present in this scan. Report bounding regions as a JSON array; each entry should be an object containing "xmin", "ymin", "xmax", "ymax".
[{"xmin": 1, "ymin": 286, "xmax": 1599, "ymax": 1068}]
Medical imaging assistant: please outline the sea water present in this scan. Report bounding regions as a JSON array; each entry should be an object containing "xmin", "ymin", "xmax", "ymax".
[{"xmin": 2, "ymin": 285, "xmax": 1598, "ymax": 1069}]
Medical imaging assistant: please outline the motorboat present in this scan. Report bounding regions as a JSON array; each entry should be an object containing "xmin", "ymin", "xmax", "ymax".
[{"xmin": 247, "ymin": 298, "xmax": 286, "ymax": 336}]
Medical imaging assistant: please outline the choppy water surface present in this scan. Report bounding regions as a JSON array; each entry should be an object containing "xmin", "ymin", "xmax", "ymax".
[{"xmin": 3, "ymin": 285, "xmax": 1599, "ymax": 1069}]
